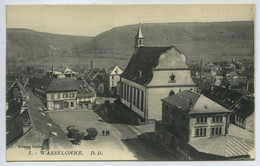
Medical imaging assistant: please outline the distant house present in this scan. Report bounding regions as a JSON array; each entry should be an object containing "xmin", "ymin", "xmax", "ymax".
[
  {"xmin": 76, "ymin": 79, "xmax": 96, "ymax": 110},
  {"xmin": 202, "ymin": 86, "xmax": 254, "ymax": 133},
  {"xmin": 155, "ymin": 90, "xmax": 253, "ymax": 160},
  {"xmin": 85, "ymin": 69, "xmax": 109, "ymax": 96},
  {"xmin": 48, "ymin": 65, "xmax": 78, "ymax": 79},
  {"xmin": 120, "ymin": 24, "xmax": 196, "ymax": 121},
  {"xmin": 232, "ymin": 98, "xmax": 254, "ymax": 133},
  {"xmin": 108, "ymin": 64, "xmax": 123, "ymax": 95}
]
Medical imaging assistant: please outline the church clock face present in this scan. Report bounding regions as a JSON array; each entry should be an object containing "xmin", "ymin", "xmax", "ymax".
[{"xmin": 169, "ymin": 73, "xmax": 176, "ymax": 83}]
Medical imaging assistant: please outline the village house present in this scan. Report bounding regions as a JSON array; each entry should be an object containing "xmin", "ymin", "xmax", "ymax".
[
  {"xmin": 155, "ymin": 90, "xmax": 254, "ymax": 160},
  {"xmin": 45, "ymin": 79, "xmax": 78, "ymax": 110},
  {"xmin": 28, "ymin": 74, "xmax": 96, "ymax": 111},
  {"xmin": 47, "ymin": 65, "xmax": 78, "ymax": 79},
  {"xmin": 6, "ymin": 80, "xmax": 30, "ymax": 145},
  {"xmin": 76, "ymin": 79, "xmax": 96, "ymax": 110},
  {"xmin": 108, "ymin": 64, "xmax": 123, "ymax": 95},
  {"xmin": 85, "ymin": 69, "xmax": 109, "ymax": 95},
  {"xmin": 120, "ymin": 24, "xmax": 196, "ymax": 121},
  {"xmin": 6, "ymin": 80, "xmax": 72, "ymax": 150},
  {"xmin": 202, "ymin": 86, "xmax": 254, "ymax": 133}
]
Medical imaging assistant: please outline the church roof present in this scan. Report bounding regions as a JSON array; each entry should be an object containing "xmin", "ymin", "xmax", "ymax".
[
  {"xmin": 122, "ymin": 46, "xmax": 172, "ymax": 85},
  {"xmin": 121, "ymin": 46, "xmax": 187, "ymax": 86}
]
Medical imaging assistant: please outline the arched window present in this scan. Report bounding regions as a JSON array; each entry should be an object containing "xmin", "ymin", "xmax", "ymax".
[{"xmin": 169, "ymin": 90, "xmax": 175, "ymax": 96}]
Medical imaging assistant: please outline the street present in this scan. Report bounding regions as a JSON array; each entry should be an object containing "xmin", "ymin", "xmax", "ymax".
[{"xmin": 48, "ymin": 109, "xmax": 176, "ymax": 160}]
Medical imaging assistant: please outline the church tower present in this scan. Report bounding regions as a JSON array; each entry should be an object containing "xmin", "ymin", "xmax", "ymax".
[{"xmin": 134, "ymin": 23, "xmax": 144, "ymax": 48}]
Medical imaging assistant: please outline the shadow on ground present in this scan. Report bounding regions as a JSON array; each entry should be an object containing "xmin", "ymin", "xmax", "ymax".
[
  {"xmin": 94, "ymin": 104, "xmax": 130, "ymax": 124},
  {"xmin": 121, "ymin": 132, "xmax": 177, "ymax": 161}
]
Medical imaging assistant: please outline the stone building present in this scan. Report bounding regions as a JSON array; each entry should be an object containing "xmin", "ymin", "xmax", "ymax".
[
  {"xmin": 120, "ymin": 24, "xmax": 196, "ymax": 121},
  {"xmin": 155, "ymin": 90, "xmax": 254, "ymax": 160}
]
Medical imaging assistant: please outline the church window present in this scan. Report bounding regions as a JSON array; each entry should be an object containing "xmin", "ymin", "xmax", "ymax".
[
  {"xmin": 141, "ymin": 91, "xmax": 144, "ymax": 111},
  {"xmin": 137, "ymin": 89, "xmax": 140, "ymax": 108},
  {"xmin": 139, "ymin": 70, "xmax": 142, "ymax": 78},
  {"xmin": 169, "ymin": 73, "xmax": 176, "ymax": 83}
]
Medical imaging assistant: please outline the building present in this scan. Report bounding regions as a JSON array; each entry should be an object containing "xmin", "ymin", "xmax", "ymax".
[
  {"xmin": 202, "ymin": 86, "xmax": 254, "ymax": 133},
  {"xmin": 28, "ymin": 75, "xmax": 96, "ymax": 111},
  {"xmin": 85, "ymin": 69, "xmax": 109, "ymax": 95},
  {"xmin": 6, "ymin": 83, "xmax": 72, "ymax": 154},
  {"xmin": 46, "ymin": 79, "xmax": 78, "ymax": 110},
  {"xmin": 155, "ymin": 90, "xmax": 254, "ymax": 160},
  {"xmin": 76, "ymin": 79, "xmax": 96, "ymax": 110},
  {"xmin": 108, "ymin": 64, "xmax": 123, "ymax": 95},
  {"xmin": 160, "ymin": 91, "xmax": 231, "ymax": 142},
  {"xmin": 120, "ymin": 24, "xmax": 196, "ymax": 121},
  {"xmin": 47, "ymin": 65, "xmax": 78, "ymax": 79}
]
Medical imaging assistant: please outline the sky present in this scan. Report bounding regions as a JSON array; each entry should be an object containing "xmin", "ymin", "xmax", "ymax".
[{"xmin": 6, "ymin": 4, "xmax": 254, "ymax": 36}]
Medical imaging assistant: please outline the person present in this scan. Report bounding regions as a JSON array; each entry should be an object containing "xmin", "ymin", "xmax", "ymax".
[
  {"xmin": 102, "ymin": 130, "xmax": 105, "ymax": 136},
  {"xmin": 106, "ymin": 130, "xmax": 110, "ymax": 136}
]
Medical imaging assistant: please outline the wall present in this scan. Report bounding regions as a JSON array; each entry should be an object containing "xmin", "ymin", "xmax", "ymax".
[
  {"xmin": 161, "ymin": 102, "xmax": 190, "ymax": 142},
  {"xmin": 147, "ymin": 87, "xmax": 195, "ymax": 120},
  {"xmin": 234, "ymin": 114, "xmax": 246, "ymax": 129},
  {"xmin": 46, "ymin": 91, "xmax": 77, "ymax": 110},
  {"xmin": 148, "ymin": 70, "xmax": 196, "ymax": 87},
  {"xmin": 155, "ymin": 121, "xmax": 225, "ymax": 160},
  {"xmin": 189, "ymin": 113, "xmax": 229, "ymax": 142},
  {"xmin": 109, "ymin": 74, "xmax": 121, "ymax": 90},
  {"xmin": 121, "ymin": 78, "xmax": 146, "ymax": 119},
  {"xmin": 245, "ymin": 114, "xmax": 254, "ymax": 133}
]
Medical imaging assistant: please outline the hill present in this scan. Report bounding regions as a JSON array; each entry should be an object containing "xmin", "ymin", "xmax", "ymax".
[
  {"xmin": 6, "ymin": 21, "xmax": 254, "ymax": 69},
  {"xmin": 6, "ymin": 28, "xmax": 93, "ymax": 63},
  {"xmin": 86, "ymin": 21, "xmax": 254, "ymax": 61}
]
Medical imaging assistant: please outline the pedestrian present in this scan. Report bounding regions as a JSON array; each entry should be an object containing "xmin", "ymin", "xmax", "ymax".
[
  {"xmin": 102, "ymin": 130, "xmax": 105, "ymax": 136},
  {"xmin": 107, "ymin": 130, "xmax": 110, "ymax": 136}
]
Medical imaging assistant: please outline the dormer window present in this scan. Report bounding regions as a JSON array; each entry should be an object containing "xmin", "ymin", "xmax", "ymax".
[
  {"xmin": 139, "ymin": 70, "xmax": 142, "ymax": 78},
  {"xmin": 169, "ymin": 73, "xmax": 176, "ymax": 83}
]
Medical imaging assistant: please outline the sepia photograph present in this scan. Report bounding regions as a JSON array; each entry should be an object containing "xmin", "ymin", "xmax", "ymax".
[{"xmin": 4, "ymin": 3, "xmax": 255, "ymax": 161}]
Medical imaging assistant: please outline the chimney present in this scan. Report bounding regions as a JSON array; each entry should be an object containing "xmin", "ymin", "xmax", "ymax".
[
  {"xmin": 52, "ymin": 66, "xmax": 54, "ymax": 78},
  {"xmin": 188, "ymin": 99, "xmax": 192, "ymax": 110},
  {"xmin": 200, "ymin": 59, "xmax": 203, "ymax": 79},
  {"xmin": 246, "ymin": 81, "xmax": 249, "ymax": 91}
]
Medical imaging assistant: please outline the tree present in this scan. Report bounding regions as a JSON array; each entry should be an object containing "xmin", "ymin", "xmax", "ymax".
[
  {"xmin": 85, "ymin": 128, "xmax": 98, "ymax": 140},
  {"xmin": 67, "ymin": 126, "xmax": 85, "ymax": 144}
]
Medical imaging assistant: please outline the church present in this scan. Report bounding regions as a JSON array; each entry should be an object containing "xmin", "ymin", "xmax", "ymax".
[{"xmin": 120, "ymin": 24, "xmax": 196, "ymax": 121}]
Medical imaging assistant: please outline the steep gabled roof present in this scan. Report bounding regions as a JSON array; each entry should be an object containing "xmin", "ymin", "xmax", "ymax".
[
  {"xmin": 121, "ymin": 46, "xmax": 173, "ymax": 85},
  {"xmin": 76, "ymin": 79, "xmax": 96, "ymax": 97},
  {"xmin": 108, "ymin": 64, "xmax": 123, "ymax": 74}
]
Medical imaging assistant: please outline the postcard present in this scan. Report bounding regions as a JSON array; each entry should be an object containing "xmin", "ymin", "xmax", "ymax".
[{"xmin": 6, "ymin": 4, "xmax": 255, "ymax": 161}]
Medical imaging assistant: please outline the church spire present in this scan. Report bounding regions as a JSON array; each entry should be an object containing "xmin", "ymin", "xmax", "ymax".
[{"xmin": 134, "ymin": 22, "xmax": 144, "ymax": 48}]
